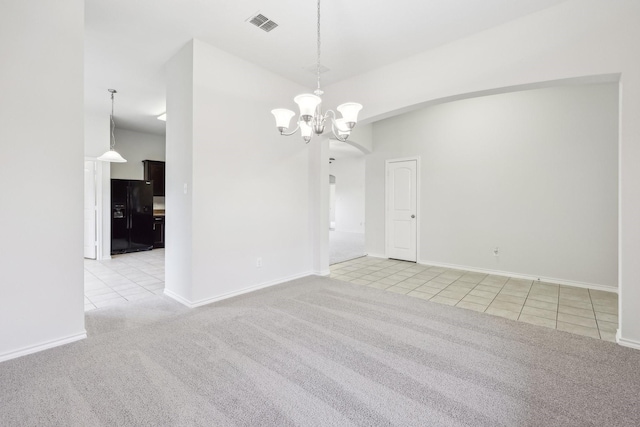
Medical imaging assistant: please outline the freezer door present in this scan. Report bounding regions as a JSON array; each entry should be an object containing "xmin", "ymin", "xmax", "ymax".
[
  {"xmin": 111, "ymin": 179, "xmax": 130, "ymax": 253},
  {"xmin": 129, "ymin": 180, "xmax": 154, "ymax": 251}
]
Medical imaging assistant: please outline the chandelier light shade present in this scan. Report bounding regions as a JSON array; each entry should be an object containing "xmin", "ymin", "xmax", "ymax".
[
  {"xmin": 272, "ymin": 108, "xmax": 296, "ymax": 132},
  {"xmin": 294, "ymin": 94, "xmax": 322, "ymax": 122},
  {"xmin": 334, "ymin": 118, "xmax": 351, "ymax": 138},
  {"xmin": 271, "ymin": 0, "xmax": 362, "ymax": 143},
  {"xmin": 300, "ymin": 120, "xmax": 313, "ymax": 143},
  {"xmin": 98, "ymin": 89, "xmax": 127, "ymax": 163},
  {"xmin": 336, "ymin": 103, "xmax": 363, "ymax": 129}
]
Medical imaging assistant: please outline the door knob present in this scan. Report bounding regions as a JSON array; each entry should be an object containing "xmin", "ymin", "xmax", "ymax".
[{"xmin": 411, "ymin": 214, "xmax": 415, "ymax": 218}]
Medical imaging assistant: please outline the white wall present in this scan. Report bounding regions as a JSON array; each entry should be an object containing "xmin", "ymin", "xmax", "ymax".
[
  {"xmin": 322, "ymin": 0, "xmax": 640, "ymax": 346},
  {"xmin": 110, "ymin": 128, "xmax": 165, "ymax": 180},
  {"xmin": 347, "ymin": 124, "xmax": 374, "ymax": 154},
  {"xmin": 0, "ymin": 0, "xmax": 85, "ymax": 361},
  {"xmin": 329, "ymin": 154, "xmax": 365, "ymax": 234},
  {"xmin": 309, "ymin": 137, "xmax": 331, "ymax": 275},
  {"xmin": 85, "ymin": 112, "xmax": 110, "ymax": 158},
  {"xmin": 165, "ymin": 41, "xmax": 194, "ymax": 302},
  {"xmin": 368, "ymin": 84, "xmax": 618, "ymax": 289},
  {"xmin": 165, "ymin": 39, "xmax": 313, "ymax": 306}
]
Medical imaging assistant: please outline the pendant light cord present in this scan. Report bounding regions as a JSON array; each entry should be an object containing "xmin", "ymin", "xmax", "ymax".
[{"xmin": 110, "ymin": 90, "xmax": 117, "ymax": 150}]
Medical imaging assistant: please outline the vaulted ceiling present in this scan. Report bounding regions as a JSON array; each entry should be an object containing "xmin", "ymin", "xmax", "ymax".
[{"xmin": 85, "ymin": 0, "xmax": 569, "ymax": 135}]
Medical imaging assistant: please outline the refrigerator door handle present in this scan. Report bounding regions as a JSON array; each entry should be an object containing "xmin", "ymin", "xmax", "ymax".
[{"xmin": 127, "ymin": 187, "xmax": 132, "ymax": 230}]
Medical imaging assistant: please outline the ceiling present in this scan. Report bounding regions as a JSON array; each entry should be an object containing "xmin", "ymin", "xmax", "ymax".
[{"xmin": 85, "ymin": 0, "xmax": 569, "ymax": 135}]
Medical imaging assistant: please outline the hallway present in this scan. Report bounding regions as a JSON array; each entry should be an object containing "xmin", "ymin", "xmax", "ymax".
[{"xmin": 84, "ymin": 249, "xmax": 165, "ymax": 311}]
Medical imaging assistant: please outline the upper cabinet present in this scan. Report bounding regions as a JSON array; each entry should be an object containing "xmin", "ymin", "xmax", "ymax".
[{"xmin": 143, "ymin": 160, "xmax": 165, "ymax": 196}]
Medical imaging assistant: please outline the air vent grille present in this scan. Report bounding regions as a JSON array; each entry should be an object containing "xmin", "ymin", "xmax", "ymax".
[{"xmin": 248, "ymin": 13, "xmax": 278, "ymax": 32}]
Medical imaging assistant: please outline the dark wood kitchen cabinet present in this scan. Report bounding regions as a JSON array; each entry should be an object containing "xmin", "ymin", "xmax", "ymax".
[
  {"xmin": 153, "ymin": 216, "xmax": 165, "ymax": 248},
  {"xmin": 143, "ymin": 160, "xmax": 165, "ymax": 196}
]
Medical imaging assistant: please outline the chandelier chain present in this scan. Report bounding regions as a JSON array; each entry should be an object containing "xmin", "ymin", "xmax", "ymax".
[{"xmin": 316, "ymin": 0, "xmax": 321, "ymax": 93}]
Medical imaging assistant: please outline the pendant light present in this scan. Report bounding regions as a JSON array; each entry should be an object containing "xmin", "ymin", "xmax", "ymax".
[
  {"xmin": 271, "ymin": 0, "xmax": 362, "ymax": 143},
  {"xmin": 98, "ymin": 89, "xmax": 127, "ymax": 163}
]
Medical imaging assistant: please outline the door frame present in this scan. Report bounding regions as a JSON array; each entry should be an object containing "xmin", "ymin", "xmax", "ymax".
[
  {"xmin": 84, "ymin": 157, "xmax": 104, "ymax": 260},
  {"xmin": 385, "ymin": 156, "xmax": 420, "ymax": 262}
]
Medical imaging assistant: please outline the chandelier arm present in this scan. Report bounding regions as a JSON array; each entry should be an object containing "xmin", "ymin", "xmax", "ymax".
[
  {"xmin": 279, "ymin": 124, "xmax": 301, "ymax": 137},
  {"xmin": 330, "ymin": 121, "xmax": 348, "ymax": 142},
  {"xmin": 321, "ymin": 109, "xmax": 337, "ymax": 129},
  {"xmin": 323, "ymin": 109, "xmax": 337, "ymax": 120}
]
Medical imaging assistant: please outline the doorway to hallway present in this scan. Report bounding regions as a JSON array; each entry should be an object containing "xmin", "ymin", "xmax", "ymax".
[
  {"xmin": 328, "ymin": 141, "xmax": 366, "ymax": 265},
  {"xmin": 84, "ymin": 249, "xmax": 165, "ymax": 311}
]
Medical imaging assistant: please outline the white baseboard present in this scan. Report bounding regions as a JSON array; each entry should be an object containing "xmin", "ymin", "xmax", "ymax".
[
  {"xmin": 164, "ymin": 271, "xmax": 314, "ymax": 308},
  {"xmin": 359, "ymin": 255, "xmax": 617, "ymax": 293},
  {"xmin": 366, "ymin": 253, "xmax": 386, "ymax": 259},
  {"xmin": 163, "ymin": 288, "xmax": 193, "ymax": 307},
  {"xmin": 617, "ymin": 332, "xmax": 640, "ymax": 350},
  {"xmin": 418, "ymin": 259, "xmax": 618, "ymax": 294},
  {"xmin": 0, "ymin": 331, "xmax": 87, "ymax": 363},
  {"xmin": 313, "ymin": 269, "xmax": 331, "ymax": 276}
]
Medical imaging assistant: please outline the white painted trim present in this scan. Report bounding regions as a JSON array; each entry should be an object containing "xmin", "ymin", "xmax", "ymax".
[
  {"xmin": 84, "ymin": 157, "xmax": 104, "ymax": 260},
  {"xmin": 83, "ymin": 158, "xmax": 98, "ymax": 260},
  {"xmin": 419, "ymin": 258, "xmax": 618, "ymax": 293},
  {"xmin": 163, "ymin": 288, "xmax": 192, "ymax": 307},
  {"xmin": 164, "ymin": 271, "xmax": 315, "ymax": 308},
  {"xmin": 385, "ymin": 156, "xmax": 421, "ymax": 262},
  {"xmin": 0, "ymin": 331, "xmax": 87, "ymax": 363},
  {"xmin": 95, "ymin": 159, "xmax": 104, "ymax": 260},
  {"xmin": 313, "ymin": 269, "xmax": 331, "ymax": 276},
  {"xmin": 364, "ymin": 253, "xmax": 618, "ymax": 292},
  {"xmin": 617, "ymin": 335, "xmax": 640, "ymax": 350},
  {"xmin": 366, "ymin": 253, "xmax": 387, "ymax": 259},
  {"xmin": 415, "ymin": 158, "xmax": 421, "ymax": 264}
]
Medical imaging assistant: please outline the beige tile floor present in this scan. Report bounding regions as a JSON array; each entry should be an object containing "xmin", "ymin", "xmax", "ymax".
[
  {"xmin": 84, "ymin": 249, "xmax": 165, "ymax": 311},
  {"xmin": 330, "ymin": 256, "xmax": 618, "ymax": 342}
]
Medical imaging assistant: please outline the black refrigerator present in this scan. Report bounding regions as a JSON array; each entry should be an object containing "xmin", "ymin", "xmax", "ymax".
[{"xmin": 111, "ymin": 179, "xmax": 154, "ymax": 254}]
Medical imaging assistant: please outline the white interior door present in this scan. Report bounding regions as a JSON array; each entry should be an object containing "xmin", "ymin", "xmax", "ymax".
[
  {"xmin": 386, "ymin": 159, "xmax": 417, "ymax": 262},
  {"xmin": 84, "ymin": 160, "xmax": 97, "ymax": 259}
]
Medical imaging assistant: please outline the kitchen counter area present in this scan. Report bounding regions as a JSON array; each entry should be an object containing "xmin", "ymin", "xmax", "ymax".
[{"xmin": 152, "ymin": 208, "xmax": 165, "ymax": 248}]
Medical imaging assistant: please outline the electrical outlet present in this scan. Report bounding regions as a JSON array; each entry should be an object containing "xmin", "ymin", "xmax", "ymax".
[
  {"xmin": 256, "ymin": 257, "xmax": 262, "ymax": 268},
  {"xmin": 493, "ymin": 247, "xmax": 499, "ymax": 256}
]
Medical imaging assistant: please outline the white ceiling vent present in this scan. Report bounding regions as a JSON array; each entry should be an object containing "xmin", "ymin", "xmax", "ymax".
[{"xmin": 247, "ymin": 13, "xmax": 278, "ymax": 32}]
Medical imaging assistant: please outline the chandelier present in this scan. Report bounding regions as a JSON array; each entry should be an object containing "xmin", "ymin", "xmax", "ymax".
[{"xmin": 271, "ymin": 0, "xmax": 362, "ymax": 143}]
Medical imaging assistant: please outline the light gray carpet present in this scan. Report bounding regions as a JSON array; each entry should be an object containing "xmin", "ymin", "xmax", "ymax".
[
  {"xmin": 330, "ymin": 231, "xmax": 365, "ymax": 265},
  {"xmin": 1, "ymin": 276, "xmax": 640, "ymax": 426}
]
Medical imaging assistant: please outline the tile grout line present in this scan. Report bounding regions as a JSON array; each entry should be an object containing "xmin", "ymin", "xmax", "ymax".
[
  {"xmin": 587, "ymin": 288, "xmax": 602, "ymax": 340},
  {"xmin": 331, "ymin": 256, "xmax": 615, "ymax": 343},
  {"xmin": 479, "ymin": 277, "xmax": 509, "ymax": 313},
  {"xmin": 440, "ymin": 276, "xmax": 483, "ymax": 306},
  {"xmin": 84, "ymin": 250, "xmax": 166, "ymax": 311}
]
